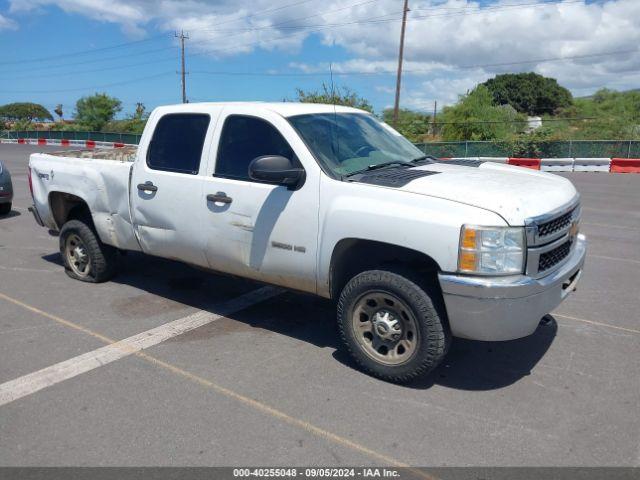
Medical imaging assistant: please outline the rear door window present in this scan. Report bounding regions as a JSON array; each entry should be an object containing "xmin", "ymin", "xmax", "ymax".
[{"xmin": 147, "ymin": 113, "xmax": 210, "ymax": 174}]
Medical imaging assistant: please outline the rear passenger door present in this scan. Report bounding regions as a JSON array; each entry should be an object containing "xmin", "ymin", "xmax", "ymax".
[
  {"xmin": 130, "ymin": 109, "xmax": 219, "ymax": 267},
  {"xmin": 201, "ymin": 108, "xmax": 319, "ymax": 293}
]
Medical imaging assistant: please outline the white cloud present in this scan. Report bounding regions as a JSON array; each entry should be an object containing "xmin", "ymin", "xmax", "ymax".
[
  {"xmin": 0, "ymin": 13, "xmax": 17, "ymax": 30},
  {"xmin": 10, "ymin": 0, "xmax": 150, "ymax": 36},
  {"xmin": 7, "ymin": 0, "xmax": 640, "ymax": 107}
]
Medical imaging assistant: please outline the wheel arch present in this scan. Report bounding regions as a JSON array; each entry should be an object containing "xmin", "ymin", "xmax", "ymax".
[
  {"xmin": 48, "ymin": 191, "xmax": 93, "ymax": 230},
  {"xmin": 328, "ymin": 238, "xmax": 443, "ymax": 301}
]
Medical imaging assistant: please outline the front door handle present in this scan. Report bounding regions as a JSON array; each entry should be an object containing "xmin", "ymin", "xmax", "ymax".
[
  {"xmin": 207, "ymin": 192, "xmax": 233, "ymax": 204},
  {"xmin": 137, "ymin": 182, "xmax": 158, "ymax": 192}
]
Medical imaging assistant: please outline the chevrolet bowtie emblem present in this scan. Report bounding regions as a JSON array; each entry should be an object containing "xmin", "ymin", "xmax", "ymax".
[{"xmin": 569, "ymin": 220, "xmax": 579, "ymax": 238}]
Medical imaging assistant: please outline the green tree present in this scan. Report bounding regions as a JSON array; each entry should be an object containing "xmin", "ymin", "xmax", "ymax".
[
  {"xmin": 381, "ymin": 108, "xmax": 431, "ymax": 142},
  {"xmin": 54, "ymin": 104, "xmax": 63, "ymax": 120},
  {"xmin": 101, "ymin": 102, "xmax": 149, "ymax": 134},
  {"xmin": 482, "ymin": 72, "xmax": 573, "ymax": 115},
  {"xmin": 440, "ymin": 85, "xmax": 526, "ymax": 141},
  {"xmin": 0, "ymin": 102, "xmax": 53, "ymax": 122},
  {"xmin": 567, "ymin": 88, "xmax": 640, "ymax": 140},
  {"xmin": 74, "ymin": 93, "xmax": 122, "ymax": 131},
  {"xmin": 294, "ymin": 83, "xmax": 373, "ymax": 112}
]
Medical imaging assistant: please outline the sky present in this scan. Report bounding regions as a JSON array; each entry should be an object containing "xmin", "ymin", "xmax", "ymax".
[{"xmin": 0, "ymin": 0, "xmax": 639, "ymax": 118}]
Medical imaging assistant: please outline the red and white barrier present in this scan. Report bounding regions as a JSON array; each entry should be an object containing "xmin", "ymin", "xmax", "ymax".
[
  {"xmin": 439, "ymin": 156, "xmax": 639, "ymax": 174},
  {"xmin": 508, "ymin": 158, "xmax": 541, "ymax": 170},
  {"xmin": 610, "ymin": 158, "xmax": 640, "ymax": 173},
  {"xmin": 478, "ymin": 156, "xmax": 509, "ymax": 163},
  {"xmin": 0, "ymin": 138, "xmax": 132, "ymax": 149},
  {"xmin": 3, "ymin": 139, "xmax": 639, "ymax": 173},
  {"xmin": 573, "ymin": 158, "xmax": 611, "ymax": 172},
  {"xmin": 541, "ymin": 158, "xmax": 574, "ymax": 172}
]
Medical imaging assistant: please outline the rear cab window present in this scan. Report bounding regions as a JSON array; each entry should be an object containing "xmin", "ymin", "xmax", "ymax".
[{"xmin": 147, "ymin": 113, "xmax": 210, "ymax": 174}]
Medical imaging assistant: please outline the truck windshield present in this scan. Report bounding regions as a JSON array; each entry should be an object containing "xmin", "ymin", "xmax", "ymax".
[{"xmin": 288, "ymin": 113, "xmax": 425, "ymax": 177}]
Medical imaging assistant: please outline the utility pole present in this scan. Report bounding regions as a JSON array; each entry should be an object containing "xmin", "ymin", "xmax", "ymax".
[
  {"xmin": 175, "ymin": 30, "xmax": 189, "ymax": 103},
  {"xmin": 432, "ymin": 100, "xmax": 437, "ymax": 135},
  {"xmin": 392, "ymin": 0, "xmax": 409, "ymax": 127}
]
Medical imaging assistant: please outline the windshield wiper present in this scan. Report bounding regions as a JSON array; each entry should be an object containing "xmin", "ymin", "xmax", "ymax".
[
  {"xmin": 344, "ymin": 161, "xmax": 413, "ymax": 178},
  {"xmin": 409, "ymin": 155, "xmax": 436, "ymax": 164}
]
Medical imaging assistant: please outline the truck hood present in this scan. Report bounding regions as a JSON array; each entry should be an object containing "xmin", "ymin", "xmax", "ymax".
[{"xmin": 396, "ymin": 162, "xmax": 578, "ymax": 225}]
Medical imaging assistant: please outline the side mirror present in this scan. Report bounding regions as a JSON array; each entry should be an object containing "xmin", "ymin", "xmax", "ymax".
[{"xmin": 248, "ymin": 155, "xmax": 305, "ymax": 190}]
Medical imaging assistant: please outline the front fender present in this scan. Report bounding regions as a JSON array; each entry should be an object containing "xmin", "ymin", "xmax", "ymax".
[{"xmin": 317, "ymin": 178, "xmax": 506, "ymax": 297}]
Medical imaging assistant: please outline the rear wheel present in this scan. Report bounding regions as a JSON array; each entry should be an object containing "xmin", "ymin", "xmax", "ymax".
[
  {"xmin": 59, "ymin": 219, "xmax": 117, "ymax": 282},
  {"xmin": 337, "ymin": 269, "xmax": 450, "ymax": 383},
  {"xmin": 0, "ymin": 203, "xmax": 11, "ymax": 215}
]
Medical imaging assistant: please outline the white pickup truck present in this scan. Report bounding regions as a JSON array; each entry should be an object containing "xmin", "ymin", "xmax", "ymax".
[{"xmin": 27, "ymin": 102, "xmax": 586, "ymax": 382}]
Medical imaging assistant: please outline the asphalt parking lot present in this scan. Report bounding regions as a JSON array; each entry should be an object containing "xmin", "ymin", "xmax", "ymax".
[{"xmin": 1, "ymin": 144, "xmax": 639, "ymax": 468}]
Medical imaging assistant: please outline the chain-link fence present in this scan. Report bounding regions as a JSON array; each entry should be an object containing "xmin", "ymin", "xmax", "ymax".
[
  {"xmin": 1, "ymin": 130, "xmax": 142, "ymax": 145},
  {"xmin": 2, "ymin": 130, "xmax": 639, "ymax": 157},
  {"xmin": 414, "ymin": 140, "xmax": 640, "ymax": 158}
]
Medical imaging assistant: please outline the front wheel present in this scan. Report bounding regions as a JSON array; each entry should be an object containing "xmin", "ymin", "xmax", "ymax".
[
  {"xmin": 59, "ymin": 219, "xmax": 118, "ymax": 283},
  {"xmin": 337, "ymin": 270, "xmax": 450, "ymax": 383},
  {"xmin": 0, "ymin": 203, "xmax": 11, "ymax": 216}
]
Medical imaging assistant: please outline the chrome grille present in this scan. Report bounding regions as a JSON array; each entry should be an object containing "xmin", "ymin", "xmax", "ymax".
[
  {"xmin": 538, "ymin": 239, "xmax": 572, "ymax": 273},
  {"xmin": 525, "ymin": 197, "xmax": 581, "ymax": 278},
  {"xmin": 538, "ymin": 208, "xmax": 575, "ymax": 238}
]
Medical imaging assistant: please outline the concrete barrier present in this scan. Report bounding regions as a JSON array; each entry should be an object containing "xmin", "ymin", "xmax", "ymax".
[
  {"xmin": 573, "ymin": 158, "xmax": 611, "ymax": 172},
  {"xmin": 0, "ymin": 138, "xmax": 134, "ymax": 149},
  {"xmin": 541, "ymin": 158, "xmax": 574, "ymax": 172},
  {"xmin": 508, "ymin": 158, "xmax": 541, "ymax": 170},
  {"xmin": 478, "ymin": 157, "xmax": 509, "ymax": 163},
  {"xmin": 610, "ymin": 158, "xmax": 640, "ymax": 173}
]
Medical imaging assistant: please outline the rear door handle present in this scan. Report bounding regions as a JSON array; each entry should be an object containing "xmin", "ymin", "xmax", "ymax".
[
  {"xmin": 207, "ymin": 192, "xmax": 233, "ymax": 204},
  {"xmin": 137, "ymin": 182, "xmax": 158, "ymax": 192}
]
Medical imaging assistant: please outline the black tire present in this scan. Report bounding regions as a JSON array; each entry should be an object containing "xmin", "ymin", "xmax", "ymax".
[
  {"xmin": 59, "ymin": 219, "xmax": 117, "ymax": 283},
  {"xmin": 0, "ymin": 203, "xmax": 11, "ymax": 216},
  {"xmin": 337, "ymin": 269, "xmax": 450, "ymax": 383}
]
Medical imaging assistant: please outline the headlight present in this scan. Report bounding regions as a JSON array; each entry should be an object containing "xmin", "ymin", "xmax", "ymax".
[{"xmin": 458, "ymin": 225, "xmax": 525, "ymax": 275}]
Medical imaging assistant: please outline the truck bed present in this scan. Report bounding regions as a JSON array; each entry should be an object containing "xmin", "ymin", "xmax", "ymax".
[
  {"xmin": 47, "ymin": 146, "xmax": 137, "ymax": 162},
  {"xmin": 29, "ymin": 149, "xmax": 141, "ymax": 252}
]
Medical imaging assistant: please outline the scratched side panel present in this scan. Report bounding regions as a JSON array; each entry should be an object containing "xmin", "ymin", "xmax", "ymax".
[{"xmin": 28, "ymin": 153, "xmax": 141, "ymax": 251}]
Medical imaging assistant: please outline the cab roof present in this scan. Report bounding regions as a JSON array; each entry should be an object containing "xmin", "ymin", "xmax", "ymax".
[{"xmin": 152, "ymin": 101, "xmax": 367, "ymax": 118}]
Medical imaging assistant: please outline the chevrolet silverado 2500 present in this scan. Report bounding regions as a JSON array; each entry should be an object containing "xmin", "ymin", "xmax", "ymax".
[{"xmin": 27, "ymin": 102, "xmax": 586, "ymax": 382}]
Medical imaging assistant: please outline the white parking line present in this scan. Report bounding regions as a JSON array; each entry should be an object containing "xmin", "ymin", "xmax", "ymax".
[
  {"xmin": 0, "ymin": 286, "xmax": 281, "ymax": 407},
  {"xmin": 554, "ymin": 313, "xmax": 640, "ymax": 335}
]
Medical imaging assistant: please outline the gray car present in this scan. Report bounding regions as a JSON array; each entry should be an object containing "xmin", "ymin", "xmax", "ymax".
[{"xmin": 0, "ymin": 160, "xmax": 13, "ymax": 215}]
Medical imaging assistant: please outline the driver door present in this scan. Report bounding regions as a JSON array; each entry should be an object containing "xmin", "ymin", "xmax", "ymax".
[{"xmin": 201, "ymin": 108, "xmax": 319, "ymax": 293}]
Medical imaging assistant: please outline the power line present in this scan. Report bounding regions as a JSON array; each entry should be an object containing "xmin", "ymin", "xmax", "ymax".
[
  {"xmin": 0, "ymin": 1, "xmax": 384, "ymax": 74},
  {"xmin": 1, "ymin": 45, "xmax": 179, "ymax": 74},
  {"xmin": 0, "ymin": 0, "xmax": 319, "ymax": 66},
  {"xmin": 191, "ymin": 0, "xmax": 582, "ymax": 36},
  {"xmin": 191, "ymin": 0, "xmax": 384, "ymax": 36},
  {"xmin": 0, "ymin": 35, "xmax": 167, "ymax": 66},
  {"xmin": 2, "ymin": 47, "xmax": 635, "ymax": 89},
  {"xmin": 1, "ymin": 72, "xmax": 175, "ymax": 94},
  {"xmin": 0, "ymin": 0, "xmax": 583, "ymax": 74},
  {"xmin": 199, "ymin": 0, "xmax": 318, "ymax": 29},
  {"xmin": 188, "ymin": 49, "xmax": 638, "ymax": 76},
  {"xmin": 0, "ymin": 0, "xmax": 584, "ymax": 72}
]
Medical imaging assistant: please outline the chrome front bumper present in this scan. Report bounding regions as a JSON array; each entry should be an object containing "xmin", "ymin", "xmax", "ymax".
[{"xmin": 438, "ymin": 234, "xmax": 586, "ymax": 341}]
